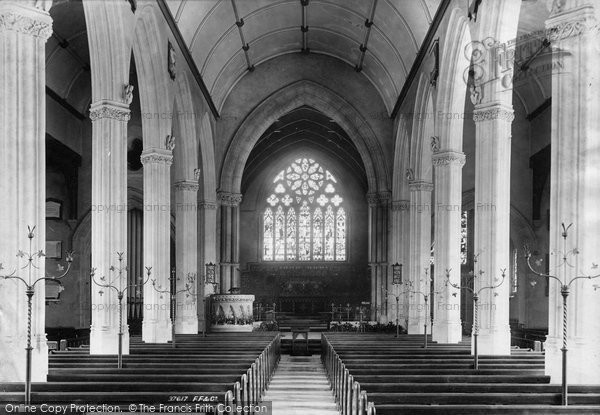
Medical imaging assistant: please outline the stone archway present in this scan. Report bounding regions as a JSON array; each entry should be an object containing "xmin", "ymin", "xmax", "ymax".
[{"xmin": 219, "ymin": 80, "xmax": 389, "ymax": 195}]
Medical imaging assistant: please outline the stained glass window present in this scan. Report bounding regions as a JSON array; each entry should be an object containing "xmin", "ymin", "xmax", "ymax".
[
  {"xmin": 335, "ymin": 208, "xmax": 346, "ymax": 261},
  {"xmin": 274, "ymin": 206, "xmax": 285, "ymax": 261},
  {"xmin": 263, "ymin": 158, "xmax": 346, "ymax": 261},
  {"xmin": 263, "ymin": 208, "xmax": 274, "ymax": 260}
]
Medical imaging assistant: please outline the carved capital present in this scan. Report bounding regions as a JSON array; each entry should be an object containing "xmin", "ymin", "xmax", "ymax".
[
  {"xmin": 546, "ymin": 12, "xmax": 599, "ymax": 42},
  {"xmin": 217, "ymin": 191, "xmax": 242, "ymax": 207},
  {"xmin": 140, "ymin": 148, "xmax": 173, "ymax": 166},
  {"xmin": 432, "ymin": 151, "xmax": 466, "ymax": 167},
  {"xmin": 473, "ymin": 105, "xmax": 514, "ymax": 123},
  {"xmin": 367, "ymin": 191, "xmax": 392, "ymax": 207},
  {"xmin": 198, "ymin": 201, "xmax": 218, "ymax": 210},
  {"xmin": 409, "ymin": 180, "xmax": 434, "ymax": 192},
  {"xmin": 89, "ymin": 101, "xmax": 131, "ymax": 122},
  {"xmin": 366, "ymin": 193, "xmax": 379, "ymax": 206},
  {"xmin": 174, "ymin": 180, "xmax": 199, "ymax": 192},
  {"xmin": 391, "ymin": 200, "xmax": 410, "ymax": 211},
  {"xmin": 0, "ymin": 5, "xmax": 53, "ymax": 40}
]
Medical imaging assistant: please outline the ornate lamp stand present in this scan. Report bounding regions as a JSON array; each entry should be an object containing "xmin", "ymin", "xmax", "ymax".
[
  {"xmin": 91, "ymin": 253, "xmax": 151, "ymax": 368},
  {"xmin": 408, "ymin": 268, "xmax": 442, "ymax": 349},
  {"xmin": 0, "ymin": 226, "xmax": 73, "ymax": 405},
  {"xmin": 525, "ymin": 222, "xmax": 600, "ymax": 406},
  {"xmin": 445, "ymin": 254, "xmax": 506, "ymax": 370},
  {"xmin": 382, "ymin": 263, "xmax": 404, "ymax": 337},
  {"xmin": 151, "ymin": 268, "xmax": 196, "ymax": 348}
]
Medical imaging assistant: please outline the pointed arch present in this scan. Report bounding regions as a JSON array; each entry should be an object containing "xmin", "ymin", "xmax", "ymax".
[
  {"xmin": 410, "ymin": 74, "xmax": 435, "ymax": 181},
  {"xmin": 132, "ymin": 5, "xmax": 174, "ymax": 148},
  {"xmin": 437, "ymin": 8, "xmax": 472, "ymax": 151},
  {"xmin": 172, "ymin": 71, "xmax": 198, "ymax": 182},
  {"xmin": 219, "ymin": 80, "xmax": 389, "ymax": 195}
]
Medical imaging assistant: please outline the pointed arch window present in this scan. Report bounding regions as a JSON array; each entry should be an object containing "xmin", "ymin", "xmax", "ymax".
[{"xmin": 263, "ymin": 158, "xmax": 347, "ymax": 261}]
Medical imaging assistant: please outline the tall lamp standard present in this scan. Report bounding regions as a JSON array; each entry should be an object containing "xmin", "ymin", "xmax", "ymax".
[
  {"xmin": 91, "ymin": 253, "xmax": 151, "ymax": 368},
  {"xmin": 408, "ymin": 268, "xmax": 442, "ymax": 349},
  {"xmin": 151, "ymin": 268, "xmax": 196, "ymax": 348},
  {"xmin": 0, "ymin": 226, "xmax": 73, "ymax": 405},
  {"xmin": 382, "ymin": 263, "xmax": 403, "ymax": 337},
  {"xmin": 445, "ymin": 254, "xmax": 506, "ymax": 370},
  {"xmin": 525, "ymin": 223, "xmax": 600, "ymax": 406}
]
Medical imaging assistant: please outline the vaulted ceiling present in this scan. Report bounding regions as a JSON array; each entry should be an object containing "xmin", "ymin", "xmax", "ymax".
[{"xmin": 167, "ymin": 0, "xmax": 440, "ymax": 113}]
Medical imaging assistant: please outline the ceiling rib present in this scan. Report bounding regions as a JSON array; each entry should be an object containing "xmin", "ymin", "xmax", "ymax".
[
  {"xmin": 355, "ymin": 0, "xmax": 378, "ymax": 73},
  {"xmin": 301, "ymin": 0, "xmax": 309, "ymax": 53},
  {"xmin": 231, "ymin": 0, "xmax": 254, "ymax": 72}
]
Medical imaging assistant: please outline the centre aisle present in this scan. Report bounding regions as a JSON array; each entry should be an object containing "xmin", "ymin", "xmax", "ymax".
[{"xmin": 263, "ymin": 355, "xmax": 340, "ymax": 415}]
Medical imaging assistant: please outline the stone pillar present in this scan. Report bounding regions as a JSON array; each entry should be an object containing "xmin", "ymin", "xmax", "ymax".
[
  {"xmin": 141, "ymin": 149, "xmax": 173, "ymax": 343},
  {"xmin": 432, "ymin": 151, "xmax": 465, "ymax": 343},
  {"xmin": 407, "ymin": 181, "xmax": 433, "ymax": 334},
  {"xmin": 390, "ymin": 200, "xmax": 410, "ymax": 327},
  {"xmin": 0, "ymin": 1, "xmax": 52, "ymax": 381},
  {"xmin": 218, "ymin": 192, "xmax": 242, "ymax": 294},
  {"xmin": 472, "ymin": 104, "xmax": 513, "ymax": 355},
  {"xmin": 368, "ymin": 192, "xmax": 390, "ymax": 322},
  {"xmin": 545, "ymin": 1, "xmax": 600, "ymax": 384},
  {"xmin": 173, "ymin": 180, "xmax": 199, "ymax": 334},
  {"xmin": 88, "ymin": 101, "xmax": 131, "ymax": 354},
  {"xmin": 469, "ymin": 0, "xmax": 519, "ymax": 356},
  {"xmin": 198, "ymin": 200, "xmax": 217, "ymax": 332}
]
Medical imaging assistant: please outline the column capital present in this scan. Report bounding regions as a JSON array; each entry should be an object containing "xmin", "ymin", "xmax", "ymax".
[
  {"xmin": 391, "ymin": 200, "xmax": 410, "ymax": 211},
  {"xmin": 140, "ymin": 148, "xmax": 173, "ymax": 166},
  {"xmin": 432, "ymin": 151, "xmax": 466, "ymax": 167},
  {"xmin": 0, "ymin": 3, "xmax": 53, "ymax": 40},
  {"xmin": 473, "ymin": 103, "xmax": 514, "ymax": 123},
  {"xmin": 217, "ymin": 191, "xmax": 242, "ymax": 207},
  {"xmin": 409, "ymin": 180, "xmax": 434, "ymax": 192},
  {"xmin": 366, "ymin": 191, "xmax": 391, "ymax": 206},
  {"xmin": 174, "ymin": 180, "xmax": 199, "ymax": 192},
  {"xmin": 89, "ymin": 100, "xmax": 131, "ymax": 122},
  {"xmin": 546, "ymin": 2, "xmax": 599, "ymax": 41},
  {"xmin": 198, "ymin": 200, "xmax": 218, "ymax": 210}
]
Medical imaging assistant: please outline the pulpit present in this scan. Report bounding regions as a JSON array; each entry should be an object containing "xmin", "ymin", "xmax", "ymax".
[{"xmin": 210, "ymin": 294, "xmax": 255, "ymax": 332}]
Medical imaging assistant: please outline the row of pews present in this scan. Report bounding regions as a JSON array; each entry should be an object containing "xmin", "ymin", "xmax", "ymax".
[
  {"xmin": 1, "ymin": 333, "xmax": 280, "ymax": 414},
  {"xmin": 322, "ymin": 333, "xmax": 600, "ymax": 414}
]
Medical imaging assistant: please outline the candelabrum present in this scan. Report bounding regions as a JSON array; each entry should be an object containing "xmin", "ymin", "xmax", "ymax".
[
  {"xmin": 151, "ymin": 268, "xmax": 196, "ymax": 347},
  {"xmin": 408, "ymin": 268, "xmax": 442, "ymax": 349},
  {"xmin": 0, "ymin": 226, "xmax": 74, "ymax": 405},
  {"xmin": 525, "ymin": 222, "xmax": 600, "ymax": 406},
  {"xmin": 91, "ymin": 253, "xmax": 151, "ymax": 368},
  {"xmin": 446, "ymin": 254, "xmax": 506, "ymax": 370}
]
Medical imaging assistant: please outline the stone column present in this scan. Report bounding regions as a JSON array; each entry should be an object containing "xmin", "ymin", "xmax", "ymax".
[
  {"xmin": 141, "ymin": 149, "xmax": 173, "ymax": 343},
  {"xmin": 368, "ymin": 192, "xmax": 390, "ymax": 322},
  {"xmin": 198, "ymin": 200, "xmax": 218, "ymax": 332},
  {"xmin": 407, "ymin": 181, "xmax": 433, "ymax": 334},
  {"xmin": 432, "ymin": 151, "xmax": 465, "ymax": 343},
  {"xmin": 544, "ymin": 1, "xmax": 600, "ymax": 384},
  {"xmin": 469, "ymin": 0, "xmax": 520, "ymax": 356},
  {"xmin": 88, "ymin": 101, "xmax": 131, "ymax": 354},
  {"xmin": 0, "ymin": 1, "xmax": 52, "ymax": 381},
  {"xmin": 472, "ymin": 104, "xmax": 513, "ymax": 355},
  {"xmin": 173, "ymin": 180, "xmax": 199, "ymax": 334},
  {"xmin": 390, "ymin": 200, "xmax": 410, "ymax": 326},
  {"xmin": 218, "ymin": 192, "xmax": 242, "ymax": 294}
]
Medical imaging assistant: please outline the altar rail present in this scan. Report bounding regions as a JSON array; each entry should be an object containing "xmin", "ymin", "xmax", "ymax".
[{"xmin": 321, "ymin": 333, "xmax": 376, "ymax": 415}]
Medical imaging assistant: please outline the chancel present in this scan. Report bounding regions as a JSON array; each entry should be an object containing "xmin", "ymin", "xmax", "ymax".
[{"xmin": 1, "ymin": 0, "xmax": 599, "ymax": 413}]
